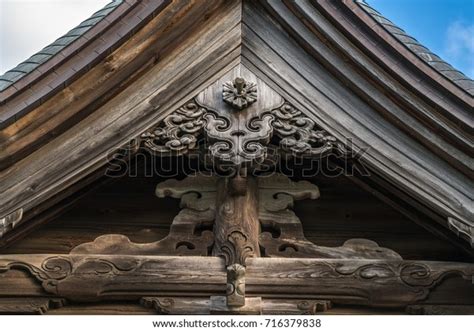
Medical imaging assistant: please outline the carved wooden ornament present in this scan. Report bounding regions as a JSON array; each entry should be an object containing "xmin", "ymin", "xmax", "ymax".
[{"xmin": 141, "ymin": 65, "xmax": 349, "ymax": 170}]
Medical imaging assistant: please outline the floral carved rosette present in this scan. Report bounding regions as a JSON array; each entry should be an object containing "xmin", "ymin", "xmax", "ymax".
[{"xmin": 223, "ymin": 77, "xmax": 257, "ymax": 110}]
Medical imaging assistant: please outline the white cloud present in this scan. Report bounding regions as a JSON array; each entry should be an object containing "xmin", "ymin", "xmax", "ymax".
[
  {"xmin": 444, "ymin": 20, "xmax": 474, "ymax": 77},
  {"xmin": 0, "ymin": 0, "xmax": 110, "ymax": 75}
]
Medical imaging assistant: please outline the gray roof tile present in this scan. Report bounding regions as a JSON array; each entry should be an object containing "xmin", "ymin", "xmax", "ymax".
[
  {"xmin": 0, "ymin": 0, "xmax": 123, "ymax": 92},
  {"xmin": 356, "ymin": 0, "xmax": 473, "ymax": 96}
]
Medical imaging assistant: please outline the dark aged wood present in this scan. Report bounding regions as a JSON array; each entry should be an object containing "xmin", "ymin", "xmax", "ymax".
[
  {"xmin": 3, "ymin": 172, "xmax": 468, "ymax": 262},
  {"xmin": 225, "ymin": 264, "xmax": 247, "ymax": 307},
  {"xmin": 0, "ymin": 0, "xmax": 472, "ymax": 248},
  {"xmin": 0, "ymin": 0, "xmax": 473, "ymax": 315},
  {"xmin": 213, "ymin": 175, "xmax": 259, "ymax": 307},
  {"xmin": 64, "ymin": 172, "xmax": 404, "ymax": 261},
  {"xmin": 0, "ymin": 298, "xmax": 66, "ymax": 315},
  {"xmin": 239, "ymin": 5, "xmax": 474, "ymax": 243},
  {"xmin": 70, "ymin": 175, "xmax": 216, "ymax": 256},
  {"xmin": 0, "ymin": 255, "xmax": 472, "ymax": 309},
  {"xmin": 141, "ymin": 297, "xmax": 331, "ymax": 315},
  {"xmin": 406, "ymin": 305, "xmax": 474, "ymax": 315},
  {"xmin": 214, "ymin": 176, "xmax": 260, "ymax": 265},
  {"xmin": 142, "ymin": 64, "xmax": 348, "ymax": 171},
  {"xmin": 258, "ymin": 174, "xmax": 401, "ymax": 259},
  {"xmin": 0, "ymin": 0, "xmax": 242, "ymax": 225}
]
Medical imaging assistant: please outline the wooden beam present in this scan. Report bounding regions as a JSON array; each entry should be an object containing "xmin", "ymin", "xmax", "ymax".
[{"xmin": 0, "ymin": 255, "xmax": 472, "ymax": 308}]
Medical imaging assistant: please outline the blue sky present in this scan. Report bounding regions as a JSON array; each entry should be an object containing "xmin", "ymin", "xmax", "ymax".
[
  {"xmin": 368, "ymin": 0, "xmax": 474, "ymax": 78},
  {"xmin": 0, "ymin": 1, "xmax": 473, "ymax": 78}
]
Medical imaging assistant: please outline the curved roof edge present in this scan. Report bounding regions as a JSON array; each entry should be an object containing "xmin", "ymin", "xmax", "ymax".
[
  {"xmin": 0, "ymin": 0, "xmax": 123, "ymax": 92},
  {"xmin": 356, "ymin": 0, "xmax": 474, "ymax": 96}
]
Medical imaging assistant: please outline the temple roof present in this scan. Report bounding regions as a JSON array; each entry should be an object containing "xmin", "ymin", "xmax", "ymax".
[
  {"xmin": 356, "ymin": 0, "xmax": 474, "ymax": 95},
  {"xmin": 0, "ymin": 0, "xmax": 472, "ymax": 253},
  {"xmin": 1, "ymin": 0, "xmax": 472, "ymax": 95},
  {"xmin": 0, "ymin": 0, "xmax": 123, "ymax": 91}
]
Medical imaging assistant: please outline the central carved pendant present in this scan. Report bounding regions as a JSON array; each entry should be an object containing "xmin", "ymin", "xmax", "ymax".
[{"xmin": 223, "ymin": 77, "xmax": 257, "ymax": 110}]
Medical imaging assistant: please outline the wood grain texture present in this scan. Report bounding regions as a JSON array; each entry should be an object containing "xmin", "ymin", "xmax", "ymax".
[
  {"xmin": 0, "ymin": 0, "xmax": 472, "ymax": 249},
  {"xmin": 2, "ymin": 170, "xmax": 469, "ymax": 262},
  {"xmin": 0, "ymin": 254, "xmax": 472, "ymax": 309}
]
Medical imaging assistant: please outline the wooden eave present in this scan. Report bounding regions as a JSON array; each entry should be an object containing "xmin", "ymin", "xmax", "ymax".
[{"xmin": 0, "ymin": 0, "xmax": 472, "ymax": 249}]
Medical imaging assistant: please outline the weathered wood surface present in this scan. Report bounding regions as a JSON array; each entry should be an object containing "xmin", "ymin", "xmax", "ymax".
[
  {"xmin": 406, "ymin": 305, "xmax": 474, "ymax": 315},
  {"xmin": 141, "ymin": 296, "xmax": 331, "ymax": 315},
  {"xmin": 243, "ymin": 1, "xmax": 473, "ymax": 239},
  {"xmin": 2, "ymin": 171, "xmax": 470, "ymax": 262},
  {"xmin": 0, "ymin": 0, "xmax": 242, "ymax": 226},
  {"xmin": 42, "ymin": 172, "xmax": 407, "ymax": 263},
  {"xmin": 0, "ymin": 298, "xmax": 65, "ymax": 314},
  {"xmin": 214, "ymin": 176, "xmax": 260, "ymax": 265},
  {"xmin": 70, "ymin": 175, "xmax": 217, "ymax": 256},
  {"xmin": 0, "ymin": 0, "xmax": 472, "ymax": 250},
  {"xmin": 0, "ymin": 255, "xmax": 472, "ymax": 308}
]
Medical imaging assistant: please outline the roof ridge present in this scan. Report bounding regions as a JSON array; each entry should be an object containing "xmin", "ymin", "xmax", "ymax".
[
  {"xmin": 355, "ymin": 0, "xmax": 474, "ymax": 96},
  {"xmin": 0, "ymin": 0, "xmax": 123, "ymax": 91}
]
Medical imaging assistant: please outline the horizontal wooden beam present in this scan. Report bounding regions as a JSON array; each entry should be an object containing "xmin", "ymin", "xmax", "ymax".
[{"xmin": 0, "ymin": 255, "xmax": 472, "ymax": 308}]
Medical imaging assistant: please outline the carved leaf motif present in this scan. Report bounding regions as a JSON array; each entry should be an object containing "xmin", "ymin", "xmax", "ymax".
[{"xmin": 220, "ymin": 231, "xmax": 256, "ymax": 266}]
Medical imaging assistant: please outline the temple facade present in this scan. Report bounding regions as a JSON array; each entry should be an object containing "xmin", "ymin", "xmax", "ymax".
[{"xmin": 0, "ymin": 0, "xmax": 472, "ymax": 314}]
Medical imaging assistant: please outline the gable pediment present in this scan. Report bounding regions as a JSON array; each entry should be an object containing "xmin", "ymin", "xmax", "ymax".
[{"xmin": 0, "ymin": 0, "xmax": 472, "ymax": 251}]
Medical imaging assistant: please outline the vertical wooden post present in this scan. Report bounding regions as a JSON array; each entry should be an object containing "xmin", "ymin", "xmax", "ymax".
[
  {"xmin": 213, "ymin": 174, "xmax": 260, "ymax": 306},
  {"xmin": 213, "ymin": 175, "xmax": 260, "ymax": 265}
]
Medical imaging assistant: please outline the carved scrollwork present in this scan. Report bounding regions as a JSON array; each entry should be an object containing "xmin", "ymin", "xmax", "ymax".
[
  {"xmin": 258, "ymin": 174, "xmax": 401, "ymax": 259},
  {"xmin": 272, "ymin": 103, "xmax": 348, "ymax": 157},
  {"xmin": 141, "ymin": 102, "xmax": 206, "ymax": 155},
  {"xmin": 140, "ymin": 100, "xmax": 349, "ymax": 169},
  {"xmin": 1, "ymin": 254, "xmax": 472, "ymax": 307},
  {"xmin": 0, "ymin": 256, "xmax": 73, "ymax": 294},
  {"xmin": 204, "ymin": 111, "xmax": 274, "ymax": 167}
]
